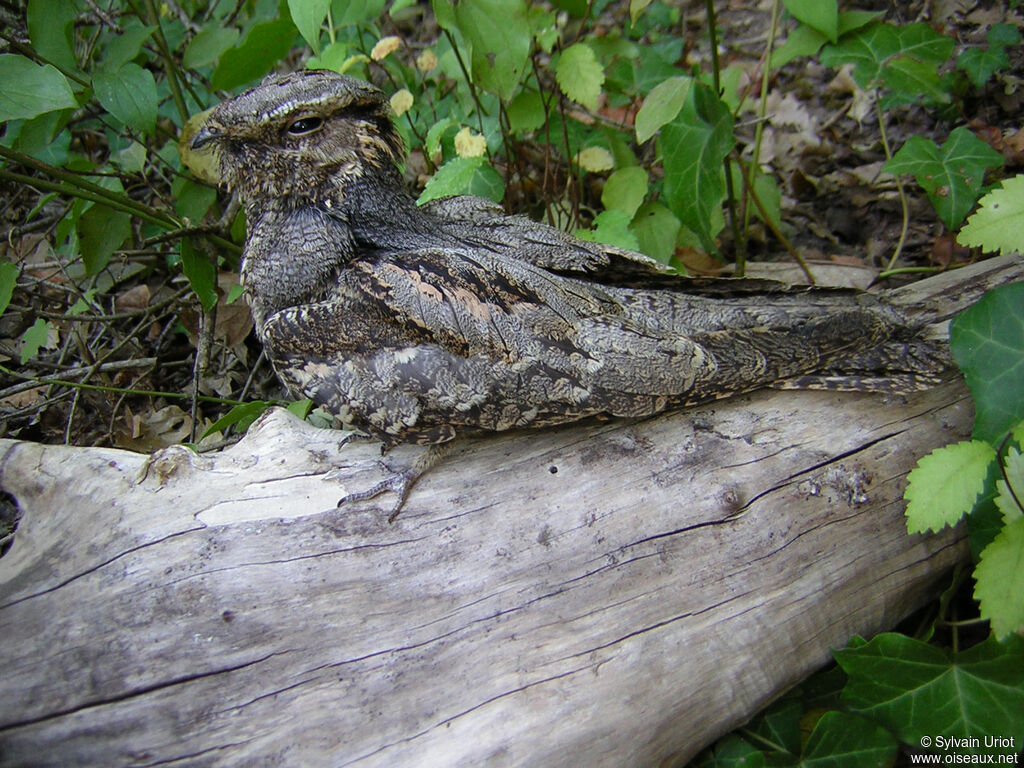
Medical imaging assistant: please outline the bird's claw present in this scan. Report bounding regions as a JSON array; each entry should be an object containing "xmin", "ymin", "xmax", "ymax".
[{"xmin": 336, "ymin": 460, "xmax": 418, "ymax": 522}]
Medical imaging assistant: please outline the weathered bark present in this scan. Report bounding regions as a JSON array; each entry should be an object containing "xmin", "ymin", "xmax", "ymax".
[{"xmin": 0, "ymin": 256, "xmax": 1020, "ymax": 767}]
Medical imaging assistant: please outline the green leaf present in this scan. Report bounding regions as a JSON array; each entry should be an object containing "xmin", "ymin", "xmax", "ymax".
[
  {"xmin": 630, "ymin": 201, "xmax": 680, "ymax": 264},
  {"xmin": 289, "ymin": 0, "xmax": 330, "ymax": 55},
  {"xmin": 783, "ymin": 0, "xmax": 838, "ymax": 43},
  {"xmin": 181, "ymin": 239, "xmax": 218, "ymax": 312},
  {"xmin": 0, "ymin": 55, "xmax": 77, "ymax": 122},
  {"xmin": 417, "ymin": 156, "xmax": 485, "ymax": 204},
  {"xmin": 975, "ymin": 518, "xmax": 1024, "ymax": 639},
  {"xmin": 27, "ymin": 0, "xmax": 80, "ymax": 79},
  {"xmin": 772, "ymin": 25, "xmax": 829, "ymax": 69},
  {"xmin": 821, "ymin": 22, "xmax": 902, "ymax": 87},
  {"xmin": 659, "ymin": 82, "xmax": 734, "ymax": 254},
  {"xmin": 880, "ymin": 55, "xmax": 951, "ymax": 107},
  {"xmin": 93, "ymin": 63, "xmax": 158, "ymax": 136},
  {"xmin": 836, "ymin": 633, "xmax": 1024, "ymax": 754},
  {"xmin": 556, "ymin": 43, "xmax": 604, "ymax": 111},
  {"xmin": 20, "ymin": 318, "xmax": 53, "ymax": 364},
  {"xmin": 202, "ymin": 401, "xmax": 276, "ymax": 439},
  {"xmin": 101, "ymin": 21, "xmax": 156, "ymax": 70},
  {"xmin": 286, "ymin": 398, "xmax": 314, "ymax": 420},
  {"xmin": 77, "ymin": 205, "xmax": 131, "ymax": 276},
  {"xmin": 184, "ymin": 27, "xmax": 240, "ymax": 69},
  {"xmin": 958, "ymin": 175, "xmax": 1024, "ymax": 256},
  {"xmin": 883, "ymin": 127, "xmax": 1004, "ymax": 230},
  {"xmin": 211, "ymin": 19, "xmax": 297, "ymax": 92},
  {"xmin": 506, "ymin": 91, "xmax": 546, "ymax": 134},
  {"xmin": 576, "ymin": 210, "xmax": 640, "ymax": 251},
  {"xmin": 602, "ymin": 167, "xmax": 648, "ymax": 218},
  {"xmin": 635, "ymin": 75, "xmax": 691, "ymax": 144},
  {"xmin": 950, "ymin": 282, "xmax": 1024, "ymax": 443},
  {"xmin": 995, "ymin": 446, "xmax": 1024, "ymax": 525},
  {"xmin": 801, "ymin": 711, "xmax": 898, "ymax": 767},
  {"xmin": 905, "ymin": 440, "xmax": 997, "ymax": 533},
  {"xmin": 693, "ymin": 734, "xmax": 765, "ymax": 768},
  {"xmin": 454, "ymin": 0, "xmax": 531, "ymax": 101},
  {"xmin": 0, "ymin": 261, "xmax": 19, "ymax": 316}
]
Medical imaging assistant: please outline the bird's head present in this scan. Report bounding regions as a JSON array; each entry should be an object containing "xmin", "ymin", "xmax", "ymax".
[{"xmin": 189, "ymin": 70, "xmax": 404, "ymax": 205}]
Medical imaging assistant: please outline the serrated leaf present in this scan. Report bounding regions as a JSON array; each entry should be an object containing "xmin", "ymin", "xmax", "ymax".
[
  {"xmin": 975, "ymin": 518, "xmax": 1024, "ymax": 639},
  {"xmin": 801, "ymin": 711, "xmax": 898, "ymax": 767},
  {"xmin": 556, "ymin": 43, "xmax": 604, "ymax": 111},
  {"xmin": 883, "ymin": 127, "xmax": 1004, "ymax": 230},
  {"xmin": 183, "ymin": 27, "xmax": 239, "ymax": 69},
  {"xmin": 78, "ymin": 205, "xmax": 131, "ymax": 276},
  {"xmin": 602, "ymin": 167, "xmax": 648, "ymax": 218},
  {"xmin": 19, "ymin": 318, "xmax": 53, "ymax": 364},
  {"xmin": 0, "ymin": 55, "xmax": 77, "ymax": 122},
  {"xmin": 958, "ymin": 176, "xmax": 1024, "ymax": 256},
  {"xmin": 390, "ymin": 88, "xmax": 413, "ymax": 117},
  {"xmin": 659, "ymin": 82, "xmax": 734, "ymax": 254},
  {"xmin": 417, "ymin": 156, "xmax": 485, "ymax": 204},
  {"xmin": 782, "ymin": 0, "xmax": 838, "ymax": 43},
  {"xmin": 0, "ymin": 261, "xmax": 18, "ymax": 316},
  {"xmin": 211, "ymin": 19, "xmax": 297, "ymax": 92},
  {"xmin": 202, "ymin": 401, "xmax": 275, "ymax": 439},
  {"xmin": 995, "ymin": 447, "xmax": 1024, "ymax": 525},
  {"xmin": 905, "ymin": 440, "xmax": 997, "ymax": 533},
  {"xmin": 454, "ymin": 0, "xmax": 531, "ymax": 101},
  {"xmin": 836, "ymin": 633, "xmax": 1024, "ymax": 754},
  {"xmin": 93, "ymin": 63, "xmax": 158, "ymax": 136},
  {"xmin": 635, "ymin": 75, "xmax": 691, "ymax": 144},
  {"xmin": 454, "ymin": 126, "xmax": 486, "ymax": 158},
  {"xmin": 950, "ymin": 282, "xmax": 1024, "ymax": 443},
  {"xmin": 181, "ymin": 239, "xmax": 217, "ymax": 312},
  {"xmin": 289, "ymin": 0, "xmax": 330, "ymax": 55}
]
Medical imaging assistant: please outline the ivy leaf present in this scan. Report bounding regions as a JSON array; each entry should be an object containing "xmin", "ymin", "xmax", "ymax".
[
  {"xmin": 692, "ymin": 734, "xmax": 765, "ymax": 768},
  {"xmin": 0, "ymin": 261, "xmax": 18, "ymax": 317},
  {"xmin": 782, "ymin": 0, "xmax": 838, "ymax": 43},
  {"xmin": 602, "ymin": 167, "xmax": 648, "ymax": 218},
  {"xmin": 181, "ymin": 239, "xmax": 218, "ymax": 312},
  {"xmin": 950, "ymin": 282, "xmax": 1024, "ymax": 443},
  {"xmin": 880, "ymin": 55, "xmax": 950, "ymax": 107},
  {"xmin": 659, "ymin": 82, "xmax": 734, "ymax": 254},
  {"xmin": 93, "ymin": 63, "xmax": 158, "ymax": 136},
  {"xmin": 211, "ymin": 19, "xmax": 297, "ymax": 92},
  {"xmin": 958, "ymin": 175, "xmax": 1024, "ymax": 256},
  {"xmin": 635, "ymin": 75, "xmax": 691, "ymax": 144},
  {"xmin": 454, "ymin": 0, "xmax": 531, "ymax": 101},
  {"xmin": 202, "ymin": 401, "xmax": 276, "ymax": 439},
  {"xmin": 0, "ymin": 55, "xmax": 77, "ymax": 122},
  {"xmin": 975, "ymin": 518, "xmax": 1024, "ymax": 639},
  {"xmin": 957, "ymin": 23, "xmax": 1020, "ymax": 88},
  {"xmin": 821, "ymin": 22, "xmax": 953, "ymax": 94},
  {"xmin": 801, "ymin": 711, "xmax": 898, "ymax": 767},
  {"xmin": 289, "ymin": 0, "xmax": 330, "ymax": 55},
  {"xmin": 836, "ymin": 633, "xmax": 1024, "ymax": 754},
  {"xmin": 883, "ymin": 127, "xmax": 1004, "ymax": 230},
  {"xmin": 556, "ymin": 43, "xmax": 604, "ymax": 111},
  {"xmin": 20, "ymin": 318, "xmax": 54, "ymax": 364},
  {"xmin": 904, "ymin": 440, "xmax": 997, "ymax": 534}
]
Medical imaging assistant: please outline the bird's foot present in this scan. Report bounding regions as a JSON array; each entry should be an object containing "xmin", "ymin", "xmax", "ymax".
[{"xmin": 336, "ymin": 442, "xmax": 454, "ymax": 522}]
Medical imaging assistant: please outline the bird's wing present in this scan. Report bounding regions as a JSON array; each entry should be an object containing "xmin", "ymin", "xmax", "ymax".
[{"xmin": 423, "ymin": 195, "xmax": 673, "ymax": 282}]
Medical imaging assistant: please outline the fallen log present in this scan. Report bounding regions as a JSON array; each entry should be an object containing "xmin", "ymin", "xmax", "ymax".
[{"xmin": 0, "ymin": 255, "xmax": 1020, "ymax": 767}]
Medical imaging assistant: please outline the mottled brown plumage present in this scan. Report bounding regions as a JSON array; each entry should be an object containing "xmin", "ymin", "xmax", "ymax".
[{"xmin": 193, "ymin": 70, "xmax": 944, "ymax": 459}]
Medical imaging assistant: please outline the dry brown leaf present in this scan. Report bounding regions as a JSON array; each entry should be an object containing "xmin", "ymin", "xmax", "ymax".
[
  {"xmin": 114, "ymin": 404, "xmax": 193, "ymax": 452},
  {"xmin": 115, "ymin": 283, "xmax": 151, "ymax": 312}
]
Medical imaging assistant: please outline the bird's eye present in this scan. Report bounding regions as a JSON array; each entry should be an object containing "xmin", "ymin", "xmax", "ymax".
[{"xmin": 286, "ymin": 116, "xmax": 323, "ymax": 135}]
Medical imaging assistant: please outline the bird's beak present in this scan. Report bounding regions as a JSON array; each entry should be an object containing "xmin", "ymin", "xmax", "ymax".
[{"xmin": 190, "ymin": 125, "xmax": 220, "ymax": 150}]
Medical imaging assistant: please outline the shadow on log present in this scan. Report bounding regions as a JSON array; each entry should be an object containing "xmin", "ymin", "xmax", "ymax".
[{"xmin": 0, "ymin": 256, "xmax": 1021, "ymax": 767}]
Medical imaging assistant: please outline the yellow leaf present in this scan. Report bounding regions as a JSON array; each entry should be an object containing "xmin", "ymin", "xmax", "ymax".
[
  {"xmin": 371, "ymin": 36, "xmax": 402, "ymax": 61},
  {"xmin": 576, "ymin": 146, "xmax": 614, "ymax": 173},
  {"xmin": 390, "ymin": 89, "xmax": 414, "ymax": 117},
  {"xmin": 416, "ymin": 49, "xmax": 438, "ymax": 72},
  {"xmin": 454, "ymin": 126, "xmax": 487, "ymax": 158}
]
